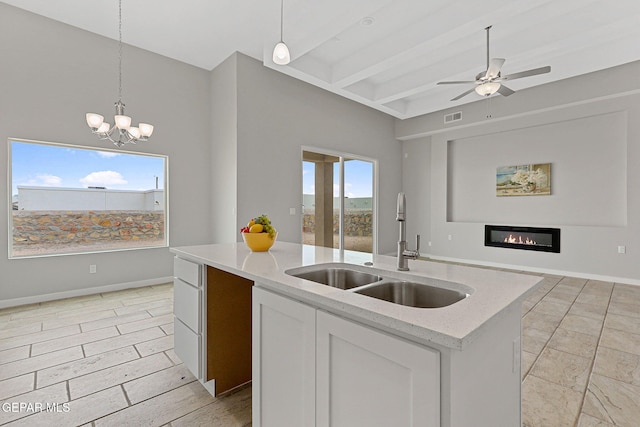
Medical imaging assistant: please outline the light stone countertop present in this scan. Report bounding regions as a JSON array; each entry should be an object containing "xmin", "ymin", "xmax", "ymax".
[{"xmin": 170, "ymin": 241, "xmax": 543, "ymax": 350}]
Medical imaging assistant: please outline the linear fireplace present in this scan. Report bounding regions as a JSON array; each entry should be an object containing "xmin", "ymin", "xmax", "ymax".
[{"xmin": 485, "ymin": 225, "xmax": 561, "ymax": 253}]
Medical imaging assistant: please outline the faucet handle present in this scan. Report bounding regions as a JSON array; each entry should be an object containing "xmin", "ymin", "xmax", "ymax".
[{"xmin": 415, "ymin": 234, "xmax": 420, "ymax": 253}]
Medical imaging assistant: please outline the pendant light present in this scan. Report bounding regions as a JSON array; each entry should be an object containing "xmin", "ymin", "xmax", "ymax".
[
  {"xmin": 86, "ymin": 0, "xmax": 153, "ymax": 147},
  {"xmin": 272, "ymin": 0, "xmax": 290, "ymax": 65}
]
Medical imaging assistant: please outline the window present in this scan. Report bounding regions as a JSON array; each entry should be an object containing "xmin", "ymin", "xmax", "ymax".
[
  {"xmin": 8, "ymin": 139, "xmax": 167, "ymax": 258},
  {"xmin": 302, "ymin": 149, "xmax": 375, "ymax": 253}
]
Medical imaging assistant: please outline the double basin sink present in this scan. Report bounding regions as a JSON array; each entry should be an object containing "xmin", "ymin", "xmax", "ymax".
[{"xmin": 285, "ymin": 263, "xmax": 469, "ymax": 309}]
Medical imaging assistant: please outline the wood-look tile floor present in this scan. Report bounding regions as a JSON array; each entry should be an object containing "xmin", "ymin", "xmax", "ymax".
[
  {"xmin": 1, "ymin": 271, "xmax": 639, "ymax": 426},
  {"xmin": 0, "ymin": 283, "xmax": 250, "ymax": 427}
]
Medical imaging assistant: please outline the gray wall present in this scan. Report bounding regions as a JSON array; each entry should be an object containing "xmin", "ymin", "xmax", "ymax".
[
  {"xmin": 214, "ymin": 53, "xmax": 400, "ymax": 254},
  {"xmin": 397, "ymin": 61, "xmax": 640, "ymax": 283},
  {"xmin": 210, "ymin": 54, "xmax": 238, "ymax": 244},
  {"xmin": 401, "ymin": 137, "xmax": 431, "ymax": 252},
  {"xmin": 0, "ymin": 5, "xmax": 401, "ymax": 304},
  {"xmin": 0, "ymin": 4, "xmax": 212, "ymax": 302}
]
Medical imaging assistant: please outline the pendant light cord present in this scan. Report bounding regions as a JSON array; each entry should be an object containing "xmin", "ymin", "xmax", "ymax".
[{"xmin": 280, "ymin": 0, "xmax": 284, "ymax": 41}]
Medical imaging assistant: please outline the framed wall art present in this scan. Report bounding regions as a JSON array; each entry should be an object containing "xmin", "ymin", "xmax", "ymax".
[{"xmin": 496, "ymin": 163, "xmax": 551, "ymax": 197}]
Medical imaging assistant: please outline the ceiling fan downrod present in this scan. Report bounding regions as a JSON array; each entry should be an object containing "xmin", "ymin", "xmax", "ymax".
[{"xmin": 485, "ymin": 25, "xmax": 491, "ymax": 72}]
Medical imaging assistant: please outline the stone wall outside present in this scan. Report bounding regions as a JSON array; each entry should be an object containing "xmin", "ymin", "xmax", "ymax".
[
  {"xmin": 302, "ymin": 209, "xmax": 372, "ymax": 237},
  {"xmin": 12, "ymin": 210, "xmax": 165, "ymax": 248}
]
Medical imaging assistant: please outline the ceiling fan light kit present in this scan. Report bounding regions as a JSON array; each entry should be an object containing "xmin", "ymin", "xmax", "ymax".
[
  {"xmin": 438, "ymin": 25, "xmax": 551, "ymax": 102},
  {"xmin": 273, "ymin": 0, "xmax": 290, "ymax": 65},
  {"xmin": 475, "ymin": 82, "xmax": 501, "ymax": 96}
]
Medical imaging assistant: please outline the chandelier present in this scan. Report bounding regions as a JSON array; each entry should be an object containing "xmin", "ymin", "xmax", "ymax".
[{"xmin": 85, "ymin": 0, "xmax": 153, "ymax": 147}]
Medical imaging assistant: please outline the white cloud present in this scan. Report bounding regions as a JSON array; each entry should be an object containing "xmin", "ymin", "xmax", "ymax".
[
  {"xmin": 24, "ymin": 174, "xmax": 63, "ymax": 187},
  {"xmin": 334, "ymin": 183, "xmax": 353, "ymax": 197},
  {"xmin": 97, "ymin": 151, "xmax": 120, "ymax": 158},
  {"xmin": 79, "ymin": 170, "xmax": 127, "ymax": 187}
]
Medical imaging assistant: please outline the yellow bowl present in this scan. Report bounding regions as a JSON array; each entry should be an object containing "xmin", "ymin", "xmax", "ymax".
[{"xmin": 242, "ymin": 231, "xmax": 277, "ymax": 252}]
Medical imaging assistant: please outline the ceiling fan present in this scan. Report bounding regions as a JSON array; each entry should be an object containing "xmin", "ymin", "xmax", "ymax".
[{"xmin": 437, "ymin": 26, "xmax": 551, "ymax": 101}]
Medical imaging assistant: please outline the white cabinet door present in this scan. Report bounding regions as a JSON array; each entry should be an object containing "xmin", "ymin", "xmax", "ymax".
[
  {"xmin": 174, "ymin": 317, "xmax": 201, "ymax": 378},
  {"xmin": 316, "ymin": 311, "xmax": 440, "ymax": 427},
  {"xmin": 173, "ymin": 257, "xmax": 201, "ymax": 287},
  {"xmin": 173, "ymin": 278, "xmax": 200, "ymax": 333},
  {"xmin": 252, "ymin": 287, "xmax": 316, "ymax": 427},
  {"xmin": 173, "ymin": 257, "xmax": 204, "ymax": 382}
]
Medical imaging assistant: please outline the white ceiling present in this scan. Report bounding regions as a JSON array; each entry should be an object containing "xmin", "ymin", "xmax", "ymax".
[{"xmin": 4, "ymin": 0, "xmax": 640, "ymax": 119}]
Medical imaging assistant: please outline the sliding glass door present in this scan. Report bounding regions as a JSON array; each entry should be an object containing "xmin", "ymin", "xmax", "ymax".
[{"xmin": 302, "ymin": 149, "xmax": 375, "ymax": 253}]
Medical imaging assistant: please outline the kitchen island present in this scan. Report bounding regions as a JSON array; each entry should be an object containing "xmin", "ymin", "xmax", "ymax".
[{"xmin": 170, "ymin": 241, "xmax": 542, "ymax": 427}]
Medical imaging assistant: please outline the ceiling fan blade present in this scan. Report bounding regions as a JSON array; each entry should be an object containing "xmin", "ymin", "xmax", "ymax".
[
  {"xmin": 485, "ymin": 58, "xmax": 505, "ymax": 79},
  {"xmin": 451, "ymin": 87, "xmax": 477, "ymax": 101},
  {"xmin": 501, "ymin": 65, "xmax": 551, "ymax": 81},
  {"xmin": 497, "ymin": 85, "xmax": 515, "ymax": 97},
  {"xmin": 437, "ymin": 81, "xmax": 476, "ymax": 85}
]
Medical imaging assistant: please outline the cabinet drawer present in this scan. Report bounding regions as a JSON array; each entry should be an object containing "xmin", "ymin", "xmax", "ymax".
[
  {"xmin": 174, "ymin": 317, "xmax": 201, "ymax": 379},
  {"xmin": 173, "ymin": 278, "xmax": 201, "ymax": 333},
  {"xmin": 174, "ymin": 257, "xmax": 201, "ymax": 287}
]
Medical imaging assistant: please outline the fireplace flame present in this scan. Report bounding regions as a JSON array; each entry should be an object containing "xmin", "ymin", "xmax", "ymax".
[{"xmin": 504, "ymin": 234, "xmax": 537, "ymax": 245}]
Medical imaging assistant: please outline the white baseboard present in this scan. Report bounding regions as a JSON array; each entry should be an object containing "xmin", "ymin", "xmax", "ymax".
[
  {"xmin": 0, "ymin": 276, "xmax": 174, "ymax": 309},
  {"xmin": 424, "ymin": 255, "xmax": 640, "ymax": 286}
]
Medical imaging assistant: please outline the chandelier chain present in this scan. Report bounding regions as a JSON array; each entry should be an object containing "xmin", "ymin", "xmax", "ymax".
[{"xmin": 118, "ymin": 0, "xmax": 123, "ymax": 102}]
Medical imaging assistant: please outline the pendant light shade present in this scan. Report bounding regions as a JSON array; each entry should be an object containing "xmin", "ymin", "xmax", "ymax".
[
  {"xmin": 273, "ymin": 0, "xmax": 290, "ymax": 65},
  {"xmin": 273, "ymin": 41, "xmax": 290, "ymax": 65}
]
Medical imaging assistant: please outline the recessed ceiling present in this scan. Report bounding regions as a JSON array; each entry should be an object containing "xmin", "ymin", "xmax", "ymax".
[{"xmin": 4, "ymin": 0, "xmax": 640, "ymax": 119}]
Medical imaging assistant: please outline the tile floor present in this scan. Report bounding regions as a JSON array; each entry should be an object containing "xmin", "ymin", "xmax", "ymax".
[
  {"xmin": 0, "ymin": 271, "xmax": 638, "ymax": 426},
  {"xmin": 519, "ymin": 273, "xmax": 640, "ymax": 427},
  {"xmin": 0, "ymin": 283, "xmax": 250, "ymax": 426}
]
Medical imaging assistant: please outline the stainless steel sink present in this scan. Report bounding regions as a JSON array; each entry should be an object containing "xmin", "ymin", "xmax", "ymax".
[
  {"xmin": 286, "ymin": 263, "xmax": 470, "ymax": 308},
  {"xmin": 354, "ymin": 281, "xmax": 467, "ymax": 308},
  {"xmin": 286, "ymin": 266, "xmax": 383, "ymax": 289}
]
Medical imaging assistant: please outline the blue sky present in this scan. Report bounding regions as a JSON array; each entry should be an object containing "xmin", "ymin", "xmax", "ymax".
[
  {"xmin": 303, "ymin": 159, "xmax": 373, "ymax": 198},
  {"xmin": 11, "ymin": 141, "xmax": 165, "ymax": 197}
]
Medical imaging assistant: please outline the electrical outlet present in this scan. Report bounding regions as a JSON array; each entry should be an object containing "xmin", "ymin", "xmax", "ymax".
[
  {"xmin": 618, "ymin": 246, "xmax": 626, "ymax": 254},
  {"xmin": 448, "ymin": 234, "xmax": 452, "ymax": 241},
  {"xmin": 289, "ymin": 207, "xmax": 296, "ymax": 215},
  {"xmin": 89, "ymin": 264, "xmax": 97, "ymax": 274}
]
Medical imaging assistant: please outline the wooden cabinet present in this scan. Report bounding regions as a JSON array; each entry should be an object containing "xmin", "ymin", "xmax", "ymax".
[
  {"xmin": 252, "ymin": 286, "xmax": 316, "ymax": 427},
  {"xmin": 253, "ymin": 287, "xmax": 440, "ymax": 427},
  {"xmin": 316, "ymin": 310, "xmax": 440, "ymax": 427},
  {"xmin": 206, "ymin": 266, "xmax": 253, "ymax": 395}
]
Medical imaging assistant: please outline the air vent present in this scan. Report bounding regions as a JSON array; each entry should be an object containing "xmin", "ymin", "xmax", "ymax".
[{"xmin": 444, "ymin": 111, "xmax": 462, "ymax": 124}]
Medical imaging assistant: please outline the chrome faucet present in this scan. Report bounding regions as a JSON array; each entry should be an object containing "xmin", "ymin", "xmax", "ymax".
[{"xmin": 396, "ymin": 192, "xmax": 420, "ymax": 271}]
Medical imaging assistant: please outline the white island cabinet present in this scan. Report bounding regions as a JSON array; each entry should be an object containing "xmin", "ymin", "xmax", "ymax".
[
  {"xmin": 252, "ymin": 286, "xmax": 316, "ymax": 427},
  {"xmin": 171, "ymin": 241, "xmax": 543, "ymax": 427},
  {"xmin": 173, "ymin": 257, "xmax": 203, "ymax": 379},
  {"xmin": 253, "ymin": 287, "xmax": 439, "ymax": 427}
]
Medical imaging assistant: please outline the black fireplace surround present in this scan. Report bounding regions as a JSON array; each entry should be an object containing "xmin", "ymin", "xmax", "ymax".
[{"xmin": 484, "ymin": 225, "xmax": 561, "ymax": 253}]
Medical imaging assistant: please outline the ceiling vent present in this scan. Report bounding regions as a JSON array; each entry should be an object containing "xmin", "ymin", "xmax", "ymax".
[{"xmin": 444, "ymin": 111, "xmax": 462, "ymax": 124}]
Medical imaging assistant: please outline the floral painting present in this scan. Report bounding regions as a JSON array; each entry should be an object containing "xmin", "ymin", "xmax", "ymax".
[{"xmin": 496, "ymin": 163, "xmax": 551, "ymax": 197}]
